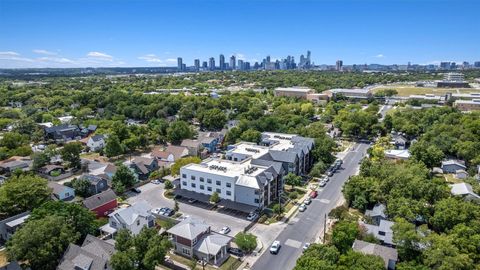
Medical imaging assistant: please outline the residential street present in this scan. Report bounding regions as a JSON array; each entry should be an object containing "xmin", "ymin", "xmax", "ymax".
[{"xmin": 251, "ymin": 142, "xmax": 370, "ymax": 270}]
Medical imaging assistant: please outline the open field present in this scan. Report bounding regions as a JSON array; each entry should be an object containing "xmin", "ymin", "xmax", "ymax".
[{"xmin": 372, "ymin": 85, "xmax": 480, "ymax": 97}]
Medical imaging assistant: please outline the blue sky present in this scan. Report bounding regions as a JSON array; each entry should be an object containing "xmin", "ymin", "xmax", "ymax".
[{"xmin": 0, "ymin": 0, "xmax": 479, "ymax": 68}]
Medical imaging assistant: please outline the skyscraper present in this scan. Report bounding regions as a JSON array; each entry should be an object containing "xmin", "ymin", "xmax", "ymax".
[
  {"xmin": 237, "ymin": 59, "xmax": 244, "ymax": 70},
  {"xmin": 230, "ymin": 55, "xmax": 236, "ymax": 70},
  {"xmin": 194, "ymin": 59, "xmax": 200, "ymax": 70},
  {"xmin": 202, "ymin": 61, "xmax": 208, "ymax": 68},
  {"xmin": 336, "ymin": 60, "xmax": 343, "ymax": 71},
  {"xmin": 209, "ymin": 57, "xmax": 215, "ymax": 70},
  {"xmin": 177, "ymin": 57, "xmax": 183, "ymax": 71},
  {"xmin": 219, "ymin": 54, "xmax": 225, "ymax": 70}
]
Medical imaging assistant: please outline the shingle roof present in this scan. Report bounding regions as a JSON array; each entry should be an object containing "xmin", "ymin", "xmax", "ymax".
[
  {"xmin": 90, "ymin": 134, "xmax": 105, "ymax": 142},
  {"xmin": 181, "ymin": 139, "xmax": 202, "ymax": 148},
  {"xmin": 57, "ymin": 235, "xmax": 115, "ymax": 270},
  {"xmin": 450, "ymin": 183, "xmax": 480, "ymax": 199},
  {"xmin": 167, "ymin": 217, "xmax": 210, "ymax": 240},
  {"xmin": 47, "ymin": 182, "xmax": 71, "ymax": 195},
  {"xmin": 82, "ymin": 189, "xmax": 117, "ymax": 210},
  {"xmin": 194, "ymin": 233, "xmax": 231, "ymax": 255},
  {"xmin": 365, "ymin": 204, "xmax": 387, "ymax": 219},
  {"xmin": 259, "ymin": 150, "xmax": 297, "ymax": 163},
  {"xmin": 352, "ymin": 239, "xmax": 398, "ymax": 268},
  {"xmin": 109, "ymin": 200, "xmax": 152, "ymax": 226}
]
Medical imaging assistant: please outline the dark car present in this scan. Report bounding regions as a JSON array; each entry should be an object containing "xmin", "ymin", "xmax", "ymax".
[
  {"xmin": 131, "ymin": 187, "xmax": 141, "ymax": 193},
  {"xmin": 163, "ymin": 208, "xmax": 175, "ymax": 216},
  {"xmin": 227, "ymin": 248, "xmax": 244, "ymax": 257}
]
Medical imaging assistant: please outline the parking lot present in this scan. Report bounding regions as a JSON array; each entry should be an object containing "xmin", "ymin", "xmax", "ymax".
[{"xmin": 126, "ymin": 183, "xmax": 251, "ymax": 236}]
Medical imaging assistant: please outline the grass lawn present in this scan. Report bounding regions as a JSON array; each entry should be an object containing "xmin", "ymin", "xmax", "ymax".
[
  {"xmin": 219, "ymin": 257, "xmax": 242, "ymax": 270},
  {"xmin": 372, "ymin": 85, "xmax": 479, "ymax": 97},
  {"xmin": 156, "ymin": 218, "xmax": 176, "ymax": 230},
  {"xmin": 444, "ymin": 174, "xmax": 462, "ymax": 184},
  {"xmin": 0, "ymin": 249, "xmax": 7, "ymax": 267},
  {"xmin": 168, "ymin": 253, "xmax": 241, "ymax": 270}
]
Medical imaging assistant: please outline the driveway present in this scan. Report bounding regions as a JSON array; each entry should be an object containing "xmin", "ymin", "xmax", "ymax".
[{"xmin": 126, "ymin": 183, "xmax": 251, "ymax": 236}]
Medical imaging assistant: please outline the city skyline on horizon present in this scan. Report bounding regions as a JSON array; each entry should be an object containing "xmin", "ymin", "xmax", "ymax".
[{"xmin": 1, "ymin": 0, "xmax": 479, "ymax": 68}]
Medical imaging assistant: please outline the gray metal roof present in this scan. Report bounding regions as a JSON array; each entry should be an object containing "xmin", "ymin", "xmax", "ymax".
[
  {"xmin": 109, "ymin": 200, "xmax": 152, "ymax": 226},
  {"xmin": 167, "ymin": 217, "xmax": 210, "ymax": 240},
  {"xmin": 82, "ymin": 189, "xmax": 117, "ymax": 210},
  {"xmin": 352, "ymin": 239, "xmax": 398, "ymax": 268}
]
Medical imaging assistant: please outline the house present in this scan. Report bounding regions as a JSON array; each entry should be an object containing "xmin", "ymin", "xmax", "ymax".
[
  {"xmin": 441, "ymin": 159, "xmax": 467, "ymax": 174},
  {"xmin": 384, "ymin": 149, "xmax": 411, "ymax": 160},
  {"xmin": 0, "ymin": 212, "xmax": 30, "ymax": 243},
  {"xmin": 392, "ymin": 134, "xmax": 408, "ymax": 150},
  {"xmin": 197, "ymin": 132, "xmax": 220, "ymax": 153},
  {"xmin": 181, "ymin": 139, "xmax": 204, "ymax": 156},
  {"xmin": 81, "ymin": 174, "xmax": 110, "ymax": 195},
  {"xmin": 44, "ymin": 124, "xmax": 81, "ymax": 142},
  {"xmin": 0, "ymin": 261, "xmax": 22, "ymax": 270},
  {"xmin": 57, "ymin": 234, "xmax": 115, "ymax": 270},
  {"xmin": 352, "ymin": 240, "xmax": 398, "ymax": 270},
  {"xmin": 87, "ymin": 134, "xmax": 107, "ymax": 152},
  {"xmin": 167, "ymin": 217, "xmax": 231, "ymax": 266},
  {"xmin": 151, "ymin": 145, "xmax": 189, "ymax": 163},
  {"xmin": 361, "ymin": 220, "xmax": 395, "ymax": 247},
  {"xmin": 450, "ymin": 183, "xmax": 480, "ymax": 202},
  {"xmin": 88, "ymin": 162, "xmax": 117, "ymax": 179},
  {"xmin": 48, "ymin": 182, "xmax": 75, "ymax": 201},
  {"xmin": 365, "ymin": 204, "xmax": 387, "ymax": 226},
  {"xmin": 82, "ymin": 189, "xmax": 118, "ymax": 217},
  {"xmin": 100, "ymin": 200, "xmax": 155, "ymax": 237},
  {"xmin": 39, "ymin": 164, "xmax": 65, "ymax": 176},
  {"xmin": 455, "ymin": 169, "xmax": 469, "ymax": 179},
  {"xmin": 0, "ymin": 157, "xmax": 31, "ymax": 175},
  {"xmin": 129, "ymin": 157, "xmax": 158, "ymax": 180}
]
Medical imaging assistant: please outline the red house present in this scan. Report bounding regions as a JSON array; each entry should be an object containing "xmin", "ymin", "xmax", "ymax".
[{"xmin": 82, "ymin": 189, "xmax": 118, "ymax": 217}]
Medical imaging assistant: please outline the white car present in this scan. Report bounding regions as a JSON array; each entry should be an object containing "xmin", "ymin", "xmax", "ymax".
[
  {"xmin": 247, "ymin": 212, "xmax": 259, "ymax": 221},
  {"xmin": 304, "ymin": 197, "xmax": 312, "ymax": 205},
  {"xmin": 151, "ymin": 180, "xmax": 161, "ymax": 184},
  {"xmin": 303, "ymin": 243, "xmax": 311, "ymax": 252},
  {"xmin": 219, "ymin": 226, "xmax": 231, "ymax": 234},
  {"xmin": 299, "ymin": 204, "xmax": 307, "ymax": 212},
  {"xmin": 270, "ymin": 240, "xmax": 281, "ymax": 254}
]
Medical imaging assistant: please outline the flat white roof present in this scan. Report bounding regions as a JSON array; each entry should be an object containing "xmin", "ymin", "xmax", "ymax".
[
  {"xmin": 328, "ymin": 88, "xmax": 371, "ymax": 94},
  {"xmin": 227, "ymin": 142, "xmax": 270, "ymax": 159},
  {"xmin": 183, "ymin": 158, "xmax": 268, "ymax": 178},
  {"xmin": 262, "ymin": 132, "xmax": 296, "ymax": 151},
  {"xmin": 455, "ymin": 99, "xmax": 480, "ymax": 105},
  {"xmin": 274, "ymin": 87, "xmax": 313, "ymax": 93}
]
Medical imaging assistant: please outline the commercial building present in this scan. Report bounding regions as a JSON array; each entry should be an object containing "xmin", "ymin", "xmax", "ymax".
[
  {"xmin": 208, "ymin": 57, "xmax": 215, "ymax": 70},
  {"xmin": 325, "ymin": 88, "xmax": 373, "ymax": 99},
  {"xmin": 437, "ymin": 72, "xmax": 470, "ymax": 88},
  {"xmin": 453, "ymin": 99, "xmax": 480, "ymax": 111},
  {"xmin": 177, "ymin": 57, "xmax": 183, "ymax": 71},
  {"xmin": 336, "ymin": 60, "xmax": 343, "ymax": 71},
  {"xmin": 194, "ymin": 59, "xmax": 200, "ymax": 70},
  {"xmin": 219, "ymin": 54, "xmax": 225, "ymax": 70},
  {"xmin": 274, "ymin": 87, "xmax": 314, "ymax": 99},
  {"xmin": 178, "ymin": 132, "xmax": 314, "ymax": 210},
  {"xmin": 229, "ymin": 55, "xmax": 236, "ymax": 70}
]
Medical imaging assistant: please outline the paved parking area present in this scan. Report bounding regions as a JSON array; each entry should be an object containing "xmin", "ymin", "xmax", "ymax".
[{"xmin": 126, "ymin": 183, "xmax": 251, "ymax": 236}]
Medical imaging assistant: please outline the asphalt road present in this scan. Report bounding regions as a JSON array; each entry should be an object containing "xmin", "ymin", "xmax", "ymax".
[{"xmin": 251, "ymin": 142, "xmax": 370, "ymax": 270}]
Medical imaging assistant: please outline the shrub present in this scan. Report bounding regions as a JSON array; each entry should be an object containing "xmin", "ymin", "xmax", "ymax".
[{"xmin": 234, "ymin": 232, "xmax": 257, "ymax": 253}]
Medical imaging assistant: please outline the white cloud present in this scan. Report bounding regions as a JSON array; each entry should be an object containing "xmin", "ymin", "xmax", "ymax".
[
  {"xmin": 375, "ymin": 54, "xmax": 385, "ymax": 58},
  {"xmin": 138, "ymin": 54, "xmax": 163, "ymax": 63},
  {"xmin": 37, "ymin": 57, "xmax": 74, "ymax": 64},
  {"xmin": 33, "ymin": 49, "xmax": 57, "ymax": 55},
  {"xmin": 0, "ymin": 51, "xmax": 20, "ymax": 56},
  {"xmin": 86, "ymin": 51, "xmax": 113, "ymax": 61},
  {"xmin": 166, "ymin": 58, "xmax": 176, "ymax": 63}
]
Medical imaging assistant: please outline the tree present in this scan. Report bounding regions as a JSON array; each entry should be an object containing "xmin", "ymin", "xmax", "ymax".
[
  {"xmin": 115, "ymin": 229, "xmax": 133, "ymax": 252},
  {"xmin": 7, "ymin": 215, "xmax": 80, "ymax": 270},
  {"xmin": 105, "ymin": 134, "xmax": 124, "ymax": 158},
  {"xmin": 272, "ymin": 203, "xmax": 282, "ymax": 215},
  {"xmin": 338, "ymin": 250, "xmax": 385, "ymax": 270},
  {"xmin": 111, "ymin": 251, "xmax": 136, "ymax": 270},
  {"xmin": 0, "ymin": 132, "xmax": 28, "ymax": 150},
  {"xmin": 422, "ymin": 233, "xmax": 474, "ymax": 270},
  {"xmin": 240, "ymin": 129, "xmax": 261, "ymax": 144},
  {"xmin": 224, "ymin": 127, "xmax": 242, "ymax": 145},
  {"xmin": 235, "ymin": 232, "xmax": 257, "ymax": 253},
  {"xmin": 0, "ymin": 175, "xmax": 51, "ymax": 217},
  {"xmin": 284, "ymin": 173, "xmax": 302, "ymax": 187},
  {"xmin": 112, "ymin": 165, "xmax": 136, "ymax": 192},
  {"xmin": 167, "ymin": 121, "xmax": 193, "ymax": 144},
  {"xmin": 410, "ymin": 141, "xmax": 444, "ymax": 168},
  {"xmin": 201, "ymin": 108, "xmax": 227, "ymax": 130},
  {"xmin": 31, "ymin": 151, "xmax": 50, "ymax": 170},
  {"xmin": 30, "ymin": 201, "xmax": 96, "ymax": 240},
  {"xmin": 61, "ymin": 142, "xmax": 82, "ymax": 169},
  {"xmin": 331, "ymin": 221, "xmax": 360, "ymax": 253},
  {"xmin": 70, "ymin": 177, "xmax": 92, "ymax": 197},
  {"xmin": 430, "ymin": 197, "xmax": 479, "ymax": 232},
  {"xmin": 392, "ymin": 218, "xmax": 424, "ymax": 261},
  {"xmin": 164, "ymin": 180, "xmax": 173, "ymax": 189},
  {"xmin": 171, "ymin": 156, "xmax": 201, "ymax": 176},
  {"xmin": 210, "ymin": 191, "xmax": 220, "ymax": 203},
  {"xmin": 174, "ymin": 199, "xmax": 179, "ymax": 212}
]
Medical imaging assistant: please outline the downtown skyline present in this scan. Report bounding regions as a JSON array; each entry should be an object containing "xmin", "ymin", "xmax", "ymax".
[{"xmin": 1, "ymin": 0, "xmax": 479, "ymax": 68}]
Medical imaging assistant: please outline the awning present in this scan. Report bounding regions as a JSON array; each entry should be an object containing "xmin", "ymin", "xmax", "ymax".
[
  {"xmin": 173, "ymin": 189, "xmax": 212, "ymax": 203},
  {"xmin": 217, "ymin": 200, "xmax": 258, "ymax": 213},
  {"xmin": 100, "ymin": 223, "xmax": 117, "ymax": 235}
]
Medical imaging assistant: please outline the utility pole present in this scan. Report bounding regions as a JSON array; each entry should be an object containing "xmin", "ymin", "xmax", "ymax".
[{"xmin": 323, "ymin": 213, "xmax": 327, "ymax": 243}]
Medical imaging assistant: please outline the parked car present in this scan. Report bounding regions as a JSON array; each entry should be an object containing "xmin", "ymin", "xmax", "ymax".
[
  {"xmin": 163, "ymin": 208, "xmax": 175, "ymax": 216},
  {"xmin": 304, "ymin": 197, "xmax": 312, "ymax": 205},
  {"xmin": 219, "ymin": 226, "xmax": 231, "ymax": 234},
  {"xmin": 228, "ymin": 247, "xmax": 244, "ymax": 257},
  {"xmin": 326, "ymin": 170, "xmax": 334, "ymax": 177},
  {"xmin": 158, "ymin": 207, "xmax": 168, "ymax": 215},
  {"xmin": 319, "ymin": 180, "xmax": 326, "ymax": 187},
  {"xmin": 270, "ymin": 240, "xmax": 281, "ymax": 254},
  {"xmin": 247, "ymin": 212, "xmax": 259, "ymax": 221},
  {"xmin": 323, "ymin": 176, "xmax": 329, "ymax": 182},
  {"xmin": 131, "ymin": 187, "xmax": 141, "ymax": 193},
  {"xmin": 303, "ymin": 243, "xmax": 311, "ymax": 252},
  {"xmin": 310, "ymin": 191, "xmax": 318, "ymax": 198},
  {"xmin": 188, "ymin": 198, "xmax": 197, "ymax": 204},
  {"xmin": 299, "ymin": 204, "xmax": 307, "ymax": 212},
  {"xmin": 152, "ymin": 208, "xmax": 162, "ymax": 215},
  {"xmin": 151, "ymin": 180, "xmax": 161, "ymax": 184}
]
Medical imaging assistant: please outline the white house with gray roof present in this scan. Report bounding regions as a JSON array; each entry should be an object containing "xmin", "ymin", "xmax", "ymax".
[
  {"xmin": 100, "ymin": 200, "xmax": 155, "ymax": 236},
  {"xmin": 450, "ymin": 183, "xmax": 480, "ymax": 202}
]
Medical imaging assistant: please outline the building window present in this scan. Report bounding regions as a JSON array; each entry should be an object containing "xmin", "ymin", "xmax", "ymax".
[
  {"xmin": 191, "ymin": 176, "xmax": 196, "ymax": 180},
  {"xmin": 216, "ymin": 180, "xmax": 221, "ymax": 186},
  {"xmin": 207, "ymin": 187, "xmax": 212, "ymax": 192},
  {"xmin": 254, "ymin": 190, "xmax": 259, "ymax": 195},
  {"xmin": 216, "ymin": 188, "xmax": 221, "ymax": 193},
  {"xmin": 191, "ymin": 183, "xmax": 196, "ymax": 188},
  {"xmin": 111, "ymin": 221, "xmax": 117, "ymax": 228},
  {"xmin": 182, "ymin": 248, "xmax": 190, "ymax": 255},
  {"xmin": 207, "ymin": 179, "xmax": 212, "ymax": 184},
  {"xmin": 182, "ymin": 174, "xmax": 186, "ymax": 178},
  {"xmin": 137, "ymin": 220, "xmax": 140, "ymax": 226},
  {"xmin": 182, "ymin": 181, "xmax": 187, "ymax": 186},
  {"xmin": 200, "ymin": 177, "xmax": 204, "ymax": 182},
  {"xmin": 200, "ymin": 185, "xmax": 205, "ymax": 190},
  {"xmin": 254, "ymin": 199, "xmax": 260, "ymax": 203},
  {"xmin": 226, "ymin": 182, "xmax": 231, "ymax": 188},
  {"xmin": 226, "ymin": 191, "xmax": 231, "ymax": 196}
]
